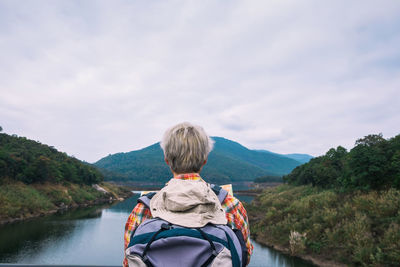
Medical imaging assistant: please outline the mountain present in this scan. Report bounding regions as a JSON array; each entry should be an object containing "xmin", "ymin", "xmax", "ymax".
[
  {"xmin": 284, "ymin": 153, "xmax": 313, "ymax": 163},
  {"xmin": 256, "ymin": 150, "xmax": 313, "ymax": 164},
  {"xmin": 94, "ymin": 137, "xmax": 304, "ymax": 184}
]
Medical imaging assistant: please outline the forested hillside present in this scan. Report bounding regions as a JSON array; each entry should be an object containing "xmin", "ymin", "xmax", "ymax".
[
  {"xmin": 0, "ymin": 131, "xmax": 133, "ymax": 223},
  {"xmin": 211, "ymin": 137, "xmax": 302, "ymax": 175},
  {"xmin": 284, "ymin": 133, "xmax": 400, "ymax": 190},
  {"xmin": 249, "ymin": 133, "xmax": 400, "ymax": 266},
  {"xmin": 0, "ymin": 133, "xmax": 103, "ymax": 185},
  {"xmin": 95, "ymin": 137, "xmax": 303, "ymax": 183}
]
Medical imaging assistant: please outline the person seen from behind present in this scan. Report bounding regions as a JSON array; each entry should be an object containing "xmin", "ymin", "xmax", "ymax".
[{"xmin": 123, "ymin": 122, "xmax": 253, "ymax": 266}]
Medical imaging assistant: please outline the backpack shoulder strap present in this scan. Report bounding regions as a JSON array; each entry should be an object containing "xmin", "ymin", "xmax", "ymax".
[
  {"xmin": 137, "ymin": 192, "xmax": 157, "ymax": 209},
  {"xmin": 210, "ymin": 184, "xmax": 228, "ymax": 204}
]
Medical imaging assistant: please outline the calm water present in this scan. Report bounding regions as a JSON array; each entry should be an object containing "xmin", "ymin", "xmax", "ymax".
[{"xmin": 0, "ymin": 193, "xmax": 314, "ymax": 267}]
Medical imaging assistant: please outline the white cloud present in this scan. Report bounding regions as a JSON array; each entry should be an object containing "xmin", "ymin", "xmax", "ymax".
[{"xmin": 1, "ymin": 0, "xmax": 400, "ymax": 162}]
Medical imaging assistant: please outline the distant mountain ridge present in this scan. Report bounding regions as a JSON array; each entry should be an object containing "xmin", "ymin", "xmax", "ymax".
[
  {"xmin": 94, "ymin": 137, "xmax": 309, "ymax": 184},
  {"xmin": 284, "ymin": 153, "xmax": 313, "ymax": 163},
  {"xmin": 255, "ymin": 149, "xmax": 313, "ymax": 164}
]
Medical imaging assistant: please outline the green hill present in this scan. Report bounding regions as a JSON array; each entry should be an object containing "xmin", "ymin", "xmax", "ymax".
[
  {"xmin": 0, "ymin": 132, "xmax": 134, "ymax": 223},
  {"xmin": 0, "ymin": 133, "xmax": 103, "ymax": 185},
  {"xmin": 248, "ymin": 133, "xmax": 400, "ymax": 266},
  {"xmin": 94, "ymin": 136, "xmax": 303, "ymax": 183}
]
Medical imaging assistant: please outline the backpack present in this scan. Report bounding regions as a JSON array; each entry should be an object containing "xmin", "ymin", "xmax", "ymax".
[{"xmin": 125, "ymin": 184, "xmax": 248, "ymax": 267}]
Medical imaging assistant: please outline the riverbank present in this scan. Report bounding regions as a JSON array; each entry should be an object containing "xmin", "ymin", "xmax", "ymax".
[
  {"xmin": 246, "ymin": 184, "xmax": 400, "ymax": 266},
  {"xmin": 0, "ymin": 180, "xmax": 133, "ymax": 225},
  {"xmin": 251, "ymin": 236, "xmax": 344, "ymax": 267}
]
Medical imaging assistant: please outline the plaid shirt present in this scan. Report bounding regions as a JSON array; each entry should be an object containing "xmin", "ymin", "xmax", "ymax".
[{"xmin": 123, "ymin": 173, "xmax": 253, "ymax": 266}]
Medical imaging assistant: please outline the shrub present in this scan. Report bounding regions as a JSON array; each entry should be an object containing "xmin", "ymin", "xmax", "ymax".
[
  {"xmin": 249, "ymin": 184, "xmax": 400, "ymax": 266},
  {"xmin": 289, "ymin": 230, "xmax": 307, "ymax": 255},
  {"xmin": 0, "ymin": 182, "xmax": 54, "ymax": 218},
  {"xmin": 373, "ymin": 223, "xmax": 400, "ymax": 264}
]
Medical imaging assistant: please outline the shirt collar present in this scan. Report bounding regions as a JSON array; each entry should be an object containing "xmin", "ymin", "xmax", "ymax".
[{"xmin": 173, "ymin": 173, "xmax": 203, "ymax": 181}]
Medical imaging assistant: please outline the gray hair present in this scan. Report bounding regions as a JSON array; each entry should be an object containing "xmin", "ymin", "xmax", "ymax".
[{"xmin": 160, "ymin": 122, "xmax": 214, "ymax": 174}]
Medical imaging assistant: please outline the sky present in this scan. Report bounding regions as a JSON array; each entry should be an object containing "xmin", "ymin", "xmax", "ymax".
[{"xmin": 1, "ymin": 0, "xmax": 400, "ymax": 163}]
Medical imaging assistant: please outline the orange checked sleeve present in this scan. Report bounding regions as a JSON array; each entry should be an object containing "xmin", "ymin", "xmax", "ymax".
[
  {"xmin": 123, "ymin": 202, "xmax": 152, "ymax": 267},
  {"xmin": 222, "ymin": 194, "xmax": 253, "ymax": 265}
]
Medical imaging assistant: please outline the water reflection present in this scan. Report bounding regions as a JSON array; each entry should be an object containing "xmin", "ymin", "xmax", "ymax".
[
  {"xmin": 0, "ymin": 217, "xmax": 74, "ymax": 262},
  {"xmin": 0, "ymin": 204, "xmax": 113, "ymax": 264},
  {"xmin": 108, "ymin": 194, "xmax": 139, "ymax": 213}
]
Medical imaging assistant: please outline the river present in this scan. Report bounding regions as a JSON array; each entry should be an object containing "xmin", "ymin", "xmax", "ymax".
[{"xmin": 0, "ymin": 193, "xmax": 314, "ymax": 267}]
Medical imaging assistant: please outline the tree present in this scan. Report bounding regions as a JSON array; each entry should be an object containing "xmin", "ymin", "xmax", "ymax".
[
  {"xmin": 355, "ymin": 133, "xmax": 385, "ymax": 146},
  {"xmin": 347, "ymin": 134, "xmax": 389, "ymax": 190},
  {"xmin": 285, "ymin": 133, "xmax": 400, "ymax": 190}
]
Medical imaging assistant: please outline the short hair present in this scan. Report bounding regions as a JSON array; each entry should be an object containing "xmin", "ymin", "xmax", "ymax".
[{"xmin": 160, "ymin": 122, "xmax": 214, "ymax": 174}]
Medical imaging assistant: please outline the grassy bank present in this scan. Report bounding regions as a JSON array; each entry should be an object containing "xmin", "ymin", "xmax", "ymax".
[
  {"xmin": 0, "ymin": 180, "xmax": 133, "ymax": 224},
  {"xmin": 247, "ymin": 184, "xmax": 400, "ymax": 266}
]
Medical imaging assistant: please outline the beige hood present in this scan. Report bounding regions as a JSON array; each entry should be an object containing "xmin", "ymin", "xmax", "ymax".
[{"xmin": 150, "ymin": 179, "xmax": 227, "ymax": 228}]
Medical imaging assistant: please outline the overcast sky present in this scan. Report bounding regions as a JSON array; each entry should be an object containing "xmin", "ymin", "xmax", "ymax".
[{"xmin": 1, "ymin": 0, "xmax": 400, "ymax": 163}]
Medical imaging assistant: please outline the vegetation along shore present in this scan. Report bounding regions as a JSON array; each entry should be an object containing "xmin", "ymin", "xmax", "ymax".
[
  {"xmin": 0, "ymin": 132, "xmax": 133, "ymax": 225},
  {"xmin": 247, "ymin": 133, "xmax": 400, "ymax": 266},
  {"xmin": 0, "ymin": 181, "xmax": 132, "ymax": 225}
]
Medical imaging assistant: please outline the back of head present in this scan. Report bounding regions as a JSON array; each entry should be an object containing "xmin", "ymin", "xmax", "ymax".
[{"xmin": 160, "ymin": 122, "xmax": 214, "ymax": 174}]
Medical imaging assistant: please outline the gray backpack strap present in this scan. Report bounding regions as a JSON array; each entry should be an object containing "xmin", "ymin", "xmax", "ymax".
[
  {"xmin": 210, "ymin": 184, "xmax": 228, "ymax": 204},
  {"xmin": 138, "ymin": 192, "xmax": 157, "ymax": 209}
]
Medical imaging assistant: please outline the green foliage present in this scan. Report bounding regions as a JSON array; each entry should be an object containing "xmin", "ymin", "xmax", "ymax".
[
  {"xmin": 0, "ymin": 181, "xmax": 119, "ymax": 220},
  {"xmin": 67, "ymin": 184, "xmax": 102, "ymax": 204},
  {"xmin": 284, "ymin": 133, "xmax": 400, "ymax": 191},
  {"xmin": 249, "ymin": 185, "xmax": 400, "ymax": 266},
  {"xmin": 0, "ymin": 182, "xmax": 55, "ymax": 218},
  {"xmin": 33, "ymin": 183, "xmax": 73, "ymax": 206},
  {"xmin": 373, "ymin": 223, "xmax": 400, "ymax": 264},
  {"xmin": 0, "ymin": 133, "xmax": 103, "ymax": 185}
]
